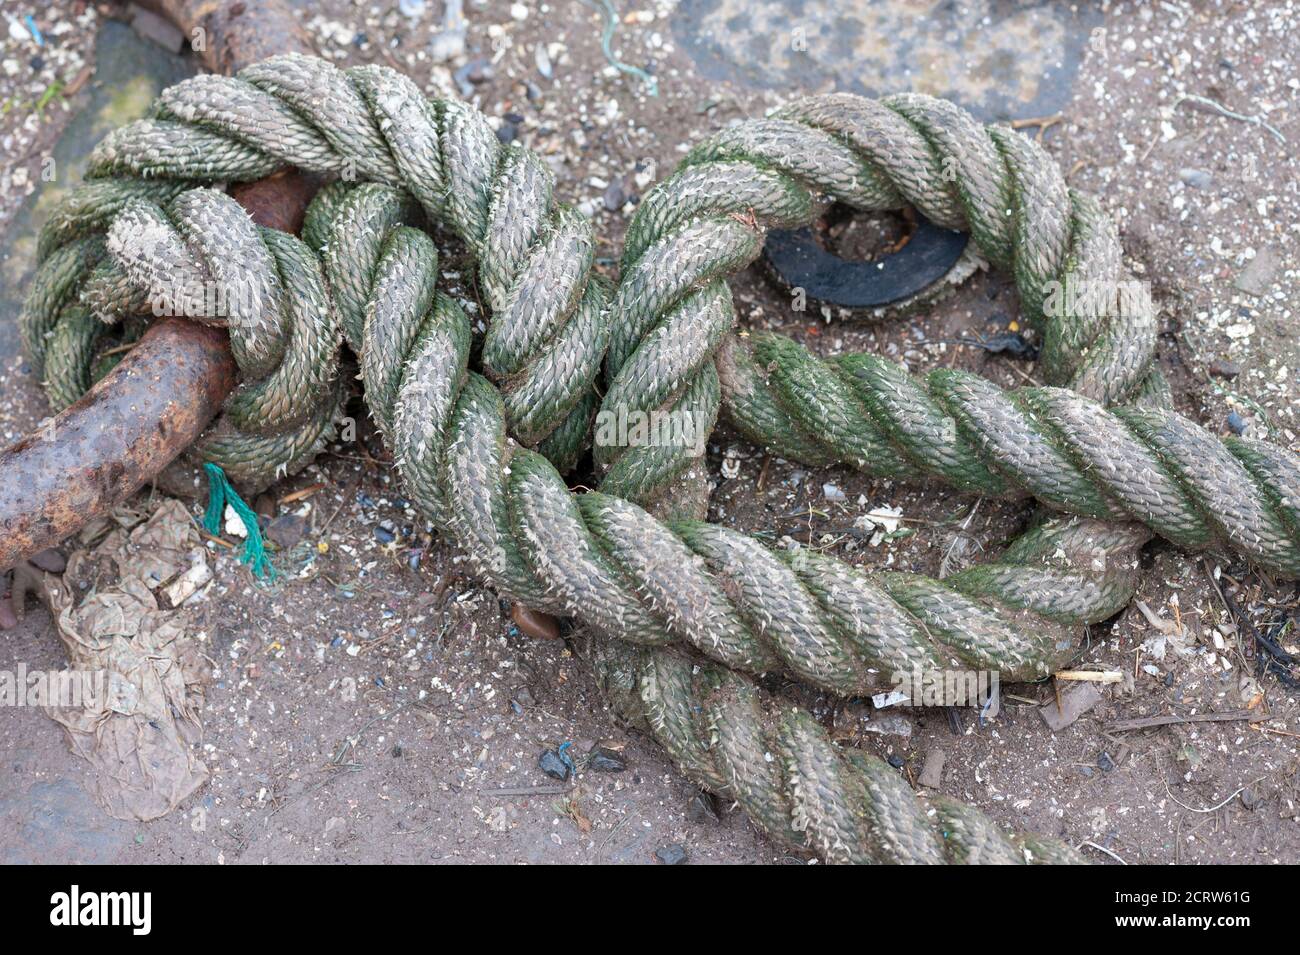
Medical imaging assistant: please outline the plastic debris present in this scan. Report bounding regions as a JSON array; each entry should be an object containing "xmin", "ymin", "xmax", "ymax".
[
  {"xmin": 578, "ymin": 0, "xmax": 658, "ymax": 96},
  {"xmin": 41, "ymin": 500, "xmax": 213, "ymax": 820},
  {"xmin": 538, "ymin": 747, "xmax": 570, "ymax": 781},
  {"xmin": 203, "ymin": 462, "xmax": 275, "ymax": 580}
]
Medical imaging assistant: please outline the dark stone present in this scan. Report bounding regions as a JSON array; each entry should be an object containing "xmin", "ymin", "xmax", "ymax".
[
  {"xmin": 603, "ymin": 178, "xmax": 628, "ymax": 212},
  {"xmin": 538, "ymin": 748, "xmax": 570, "ymax": 781},
  {"xmin": 1098, "ymin": 751, "xmax": 1116, "ymax": 772},
  {"xmin": 495, "ymin": 122, "xmax": 517, "ymax": 144},
  {"xmin": 453, "ymin": 58, "xmax": 493, "ymax": 97},
  {"xmin": 265, "ymin": 513, "xmax": 307, "ymax": 549},
  {"xmin": 1226, "ymin": 411, "xmax": 1247, "ymax": 435},
  {"xmin": 587, "ymin": 746, "xmax": 627, "ymax": 772},
  {"xmin": 1207, "ymin": 358, "xmax": 1241, "ymax": 378},
  {"xmin": 686, "ymin": 790, "xmax": 720, "ymax": 825},
  {"xmin": 887, "ymin": 754, "xmax": 905, "ymax": 769},
  {"xmin": 655, "ymin": 844, "xmax": 688, "ymax": 865}
]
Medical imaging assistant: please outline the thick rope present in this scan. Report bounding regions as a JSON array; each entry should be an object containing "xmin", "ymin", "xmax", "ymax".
[
  {"xmin": 298, "ymin": 181, "xmax": 1146, "ymax": 689},
  {"xmin": 583, "ymin": 634, "xmax": 1085, "ymax": 864},
  {"xmin": 296, "ymin": 205, "xmax": 1099, "ymax": 862},
  {"xmin": 30, "ymin": 179, "xmax": 1123, "ymax": 862},
  {"xmin": 21, "ymin": 55, "xmax": 1292, "ymax": 575},
  {"xmin": 86, "ymin": 55, "xmax": 609, "ymax": 475},
  {"xmin": 599, "ymin": 92, "xmax": 1159, "ymax": 512},
  {"xmin": 17, "ymin": 54, "xmax": 1300, "ymax": 861},
  {"xmin": 721, "ymin": 334, "xmax": 1300, "ymax": 578}
]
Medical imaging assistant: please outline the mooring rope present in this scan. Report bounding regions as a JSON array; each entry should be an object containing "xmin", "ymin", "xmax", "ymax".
[{"xmin": 19, "ymin": 54, "xmax": 1300, "ymax": 862}]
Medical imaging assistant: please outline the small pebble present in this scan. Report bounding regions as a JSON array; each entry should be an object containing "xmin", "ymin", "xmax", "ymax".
[
  {"xmin": 1207, "ymin": 358, "xmax": 1241, "ymax": 379},
  {"xmin": 453, "ymin": 58, "xmax": 492, "ymax": 97},
  {"xmin": 603, "ymin": 178, "xmax": 628, "ymax": 212},
  {"xmin": 886, "ymin": 754, "xmax": 905, "ymax": 769},
  {"xmin": 587, "ymin": 746, "xmax": 627, "ymax": 772},
  {"xmin": 1179, "ymin": 167, "xmax": 1212, "ymax": 189},
  {"xmin": 655, "ymin": 844, "xmax": 688, "ymax": 865},
  {"xmin": 1226, "ymin": 411, "xmax": 1247, "ymax": 435},
  {"xmin": 686, "ymin": 790, "xmax": 720, "ymax": 824},
  {"xmin": 1098, "ymin": 751, "xmax": 1116, "ymax": 772},
  {"xmin": 265, "ymin": 513, "xmax": 307, "ymax": 549}
]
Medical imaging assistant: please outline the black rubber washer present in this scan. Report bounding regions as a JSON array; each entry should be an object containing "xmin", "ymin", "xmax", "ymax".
[{"xmin": 763, "ymin": 212, "xmax": 969, "ymax": 310}]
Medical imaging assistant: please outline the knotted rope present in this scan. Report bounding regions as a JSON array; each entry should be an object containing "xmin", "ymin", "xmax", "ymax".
[{"xmin": 19, "ymin": 54, "xmax": 1300, "ymax": 862}]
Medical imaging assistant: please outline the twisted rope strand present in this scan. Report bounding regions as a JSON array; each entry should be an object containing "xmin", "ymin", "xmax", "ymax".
[
  {"xmin": 27, "ymin": 55, "xmax": 1291, "ymax": 577},
  {"xmin": 583, "ymin": 634, "xmax": 1085, "ymax": 864},
  {"xmin": 322, "ymin": 208, "xmax": 1105, "ymax": 860},
  {"xmin": 600, "ymin": 92, "xmax": 1160, "ymax": 509},
  {"xmin": 720, "ymin": 333, "xmax": 1300, "ymax": 578},
  {"xmin": 311, "ymin": 183, "xmax": 1145, "ymax": 694},
  {"xmin": 88, "ymin": 54, "xmax": 609, "ymax": 474}
]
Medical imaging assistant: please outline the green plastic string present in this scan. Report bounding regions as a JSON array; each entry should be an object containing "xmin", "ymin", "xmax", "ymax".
[
  {"xmin": 579, "ymin": 0, "xmax": 658, "ymax": 96},
  {"xmin": 203, "ymin": 462, "xmax": 276, "ymax": 580}
]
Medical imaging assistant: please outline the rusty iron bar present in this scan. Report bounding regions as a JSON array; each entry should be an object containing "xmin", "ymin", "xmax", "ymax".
[
  {"xmin": 0, "ymin": 319, "xmax": 237, "ymax": 563},
  {"xmin": 0, "ymin": 0, "xmax": 313, "ymax": 572},
  {"xmin": 133, "ymin": 0, "xmax": 313, "ymax": 75}
]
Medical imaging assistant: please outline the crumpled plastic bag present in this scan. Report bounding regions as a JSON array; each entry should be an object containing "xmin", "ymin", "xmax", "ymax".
[{"xmin": 41, "ymin": 499, "xmax": 213, "ymax": 821}]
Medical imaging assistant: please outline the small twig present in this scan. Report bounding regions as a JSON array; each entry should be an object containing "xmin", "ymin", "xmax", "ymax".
[
  {"xmin": 280, "ymin": 482, "xmax": 327, "ymax": 505},
  {"xmin": 481, "ymin": 785, "xmax": 573, "ymax": 798},
  {"xmin": 1011, "ymin": 113, "xmax": 1063, "ymax": 144},
  {"xmin": 96, "ymin": 342, "xmax": 137, "ymax": 358},
  {"xmin": 1011, "ymin": 114, "xmax": 1063, "ymax": 129},
  {"xmin": 1173, "ymin": 94, "xmax": 1286, "ymax": 145},
  {"xmin": 1105, "ymin": 710, "xmax": 1264, "ymax": 732},
  {"xmin": 197, "ymin": 528, "xmax": 236, "ymax": 549},
  {"xmin": 1055, "ymin": 670, "xmax": 1123, "ymax": 683},
  {"xmin": 1251, "ymin": 724, "xmax": 1300, "ymax": 739}
]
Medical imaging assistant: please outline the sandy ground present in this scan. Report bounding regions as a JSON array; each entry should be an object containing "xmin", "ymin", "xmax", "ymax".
[{"xmin": 0, "ymin": 0, "xmax": 1297, "ymax": 864}]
